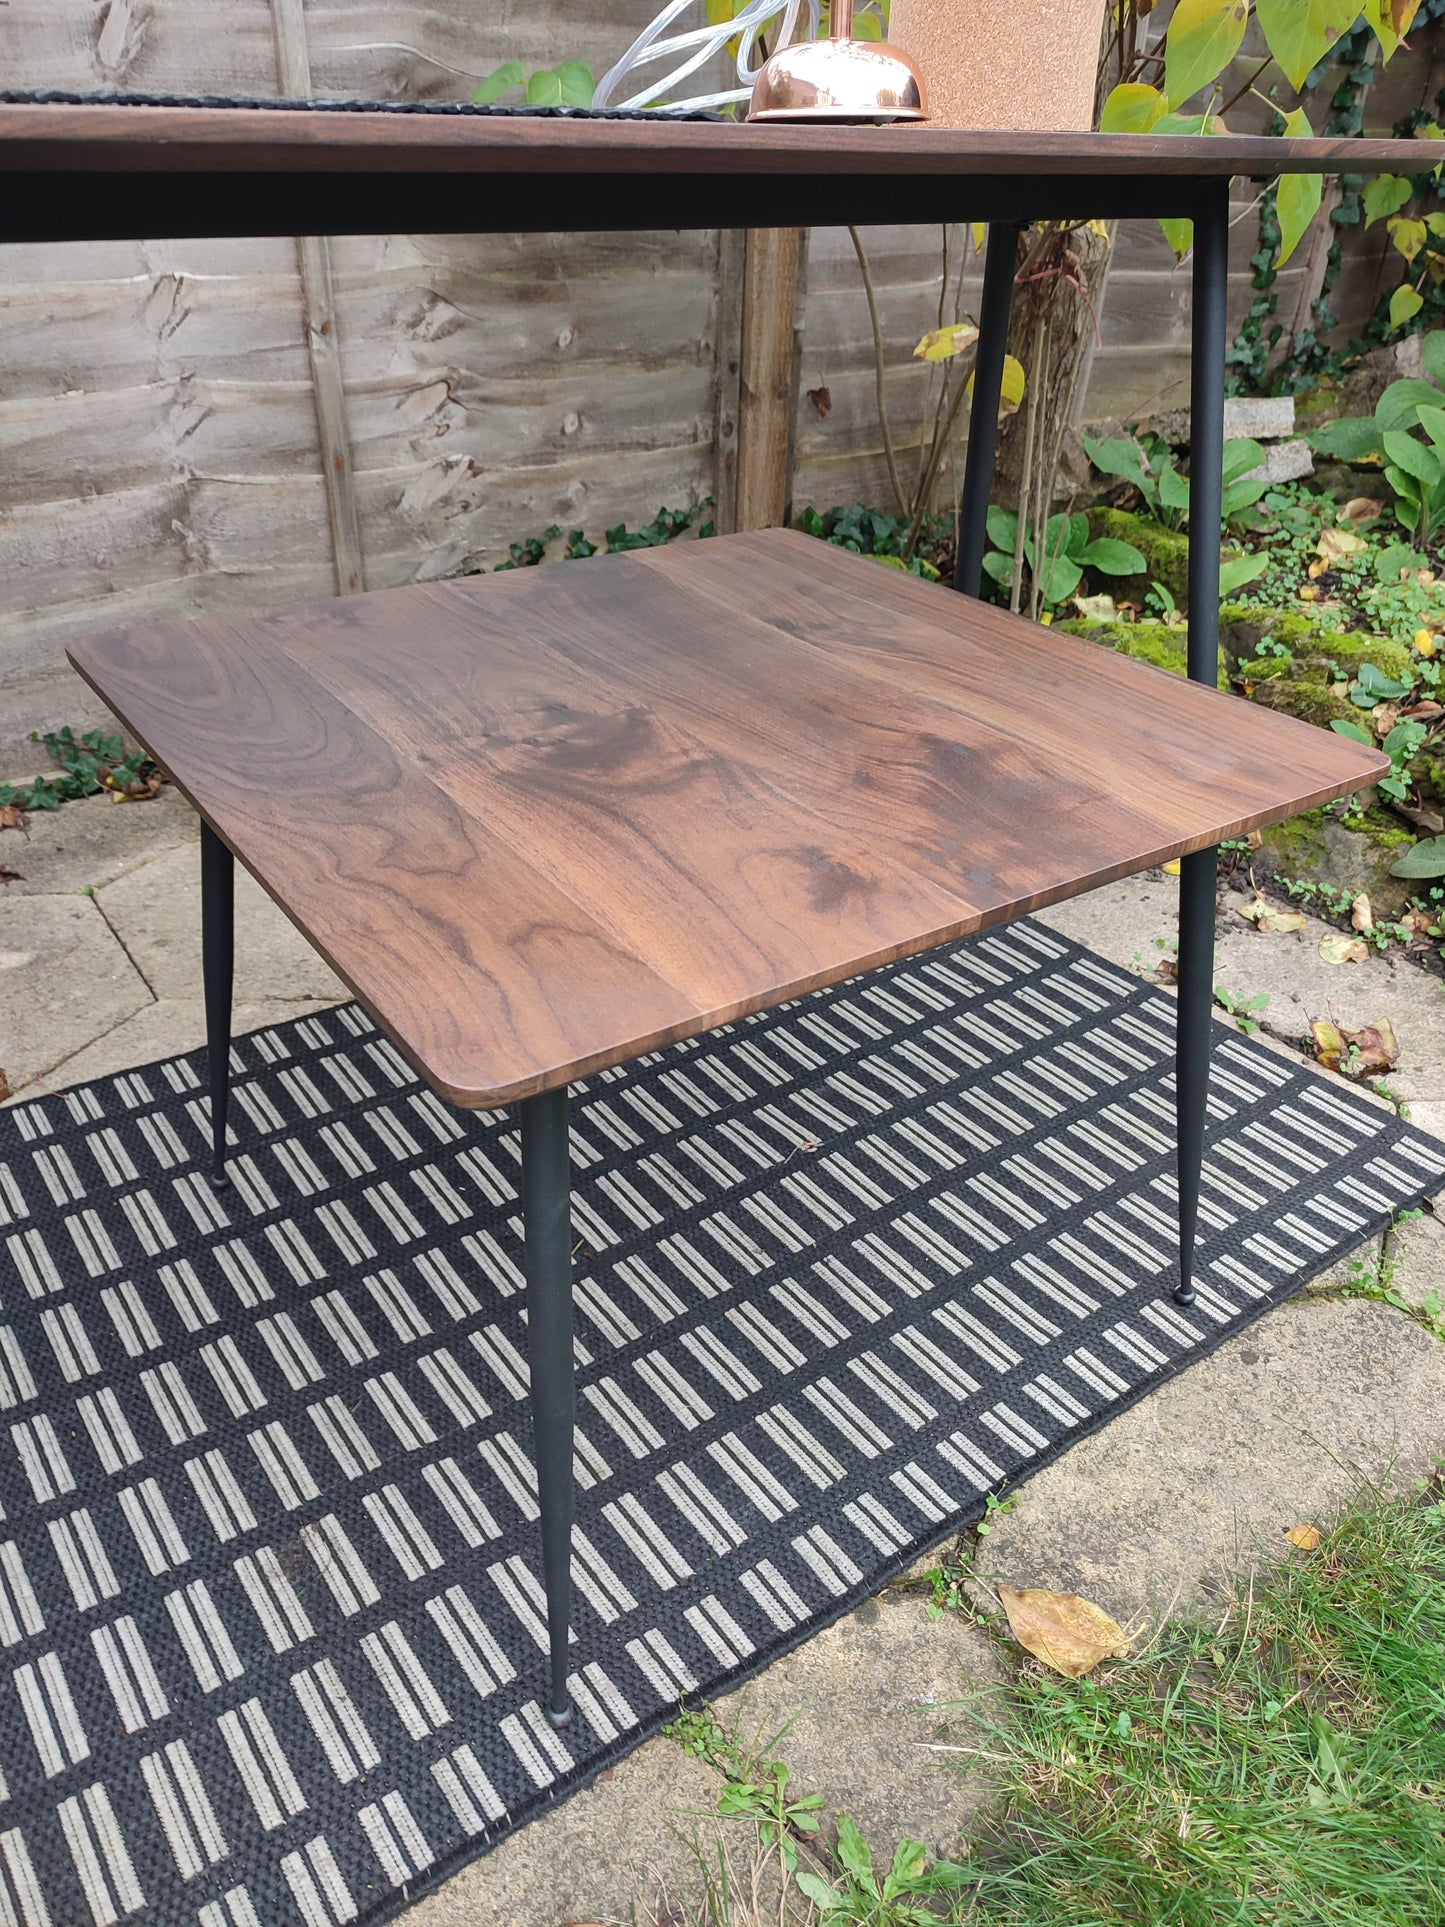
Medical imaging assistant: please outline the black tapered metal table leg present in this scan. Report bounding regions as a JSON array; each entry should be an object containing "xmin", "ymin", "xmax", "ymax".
[
  {"xmin": 520, "ymin": 1085, "xmax": 575, "ymax": 1728},
  {"xmin": 1175, "ymin": 846, "xmax": 1216, "ymax": 1308},
  {"xmin": 200, "ymin": 821, "xmax": 234, "ymax": 1190},
  {"xmin": 1175, "ymin": 178, "xmax": 1231, "ymax": 1309},
  {"xmin": 954, "ymin": 221, "xmax": 1022, "ymax": 598}
]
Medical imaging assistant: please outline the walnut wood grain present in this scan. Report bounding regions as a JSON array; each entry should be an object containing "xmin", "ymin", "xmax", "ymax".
[
  {"xmin": 68, "ymin": 531, "xmax": 1385, "ymax": 1109},
  {"xmin": 0, "ymin": 102, "xmax": 1418, "ymax": 180}
]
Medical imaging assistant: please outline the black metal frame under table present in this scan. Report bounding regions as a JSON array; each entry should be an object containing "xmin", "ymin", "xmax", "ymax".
[{"xmin": 0, "ymin": 103, "xmax": 1404, "ymax": 1726}]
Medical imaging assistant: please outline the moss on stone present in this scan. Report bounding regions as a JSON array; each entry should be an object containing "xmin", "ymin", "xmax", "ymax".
[
  {"xmin": 1247, "ymin": 676, "xmax": 1361, "ymax": 730},
  {"xmin": 1056, "ymin": 618, "xmax": 1195, "ymax": 676},
  {"xmin": 1220, "ymin": 604, "xmax": 1414, "ymax": 685},
  {"xmin": 1260, "ymin": 807, "xmax": 1330, "ymax": 869},
  {"xmin": 1259, "ymin": 804, "xmax": 1415, "ymax": 915},
  {"xmin": 1086, "ymin": 507, "xmax": 1190, "ymax": 606}
]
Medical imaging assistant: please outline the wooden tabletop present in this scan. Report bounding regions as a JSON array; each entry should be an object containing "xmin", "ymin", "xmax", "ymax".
[
  {"xmin": 69, "ymin": 531, "xmax": 1386, "ymax": 1110},
  {"xmin": 0, "ymin": 101, "xmax": 1417, "ymax": 180},
  {"xmin": 1, "ymin": 103, "xmax": 1419, "ymax": 240}
]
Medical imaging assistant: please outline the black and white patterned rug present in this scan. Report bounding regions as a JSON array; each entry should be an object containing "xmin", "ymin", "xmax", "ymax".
[{"xmin": 1, "ymin": 919, "xmax": 1442, "ymax": 1927}]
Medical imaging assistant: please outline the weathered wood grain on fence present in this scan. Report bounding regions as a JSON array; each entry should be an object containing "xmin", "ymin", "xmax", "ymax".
[{"xmin": 0, "ymin": 0, "xmax": 1440, "ymax": 770}]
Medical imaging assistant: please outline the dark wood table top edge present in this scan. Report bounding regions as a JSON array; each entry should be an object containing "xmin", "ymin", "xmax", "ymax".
[{"xmin": 0, "ymin": 103, "xmax": 1421, "ymax": 178}]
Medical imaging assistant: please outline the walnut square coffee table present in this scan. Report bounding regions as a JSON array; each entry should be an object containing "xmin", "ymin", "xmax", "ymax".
[{"xmin": 68, "ymin": 527, "xmax": 1385, "ymax": 1723}]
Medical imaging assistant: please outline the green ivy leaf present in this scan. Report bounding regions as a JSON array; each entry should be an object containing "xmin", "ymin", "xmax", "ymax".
[
  {"xmin": 1363, "ymin": 173, "xmax": 1414, "ymax": 227},
  {"xmin": 1160, "ymin": 216, "xmax": 1194, "ymax": 260},
  {"xmin": 472, "ymin": 61, "xmax": 526, "ymax": 106},
  {"xmin": 525, "ymin": 61, "xmax": 596, "ymax": 107},
  {"xmin": 1164, "ymin": 0, "xmax": 1248, "ymax": 108},
  {"xmin": 1390, "ymin": 282, "xmax": 1425, "ymax": 329}
]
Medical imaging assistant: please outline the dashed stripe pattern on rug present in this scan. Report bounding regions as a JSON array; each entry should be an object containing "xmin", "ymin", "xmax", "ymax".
[{"xmin": 0, "ymin": 918, "xmax": 1441, "ymax": 1926}]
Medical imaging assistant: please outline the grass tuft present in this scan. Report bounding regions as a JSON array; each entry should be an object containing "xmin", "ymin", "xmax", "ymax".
[{"xmin": 962, "ymin": 1476, "xmax": 1445, "ymax": 1925}]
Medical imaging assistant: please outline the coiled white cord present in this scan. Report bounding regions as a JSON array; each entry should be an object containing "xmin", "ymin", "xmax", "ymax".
[{"xmin": 593, "ymin": 0, "xmax": 821, "ymax": 113}]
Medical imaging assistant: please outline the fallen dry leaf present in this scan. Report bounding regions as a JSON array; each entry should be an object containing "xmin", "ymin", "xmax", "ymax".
[
  {"xmin": 1073, "ymin": 592, "xmax": 1119, "ymax": 622},
  {"xmin": 1311, "ymin": 1016, "xmax": 1400, "ymax": 1078},
  {"xmin": 807, "ymin": 384, "xmax": 832, "ymax": 421},
  {"xmin": 997, "ymin": 1584, "xmax": 1129, "ymax": 1678},
  {"xmin": 1319, "ymin": 932, "xmax": 1369, "ymax": 965},
  {"xmin": 1416, "ymin": 630, "xmax": 1439, "ymax": 658},
  {"xmin": 0, "ymin": 805, "xmax": 27, "ymax": 834},
  {"xmin": 1315, "ymin": 527, "xmax": 1368, "ymax": 562},
  {"xmin": 1340, "ymin": 497, "xmax": 1386, "ymax": 527},
  {"xmin": 1162, "ymin": 859, "xmax": 1181, "ymax": 876},
  {"xmin": 0, "ymin": 1069, "xmax": 8, "ymax": 1103},
  {"xmin": 1236, "ymin": 895, "xmax": 1307, "ymax": 934},
  {"xmin": 1372, "ymin": 700, "xmax": 1404, "ymax": 739},
  {"xmin": 1351, "ymin": 893, "xmax": 1374, "ymax": 934},
  {"xmin": 1285, "ymin": 1523, "xmax": 1322, "ymax": 1551},
  {"xmin": 0, "ymin": 867, "xmax": 21, "ymax": 887}
]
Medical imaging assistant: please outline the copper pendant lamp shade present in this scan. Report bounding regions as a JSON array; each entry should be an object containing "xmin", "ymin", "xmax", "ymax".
[{"xmin": 747, "ymin": 0, "xmax": 929, "ymax": 123}]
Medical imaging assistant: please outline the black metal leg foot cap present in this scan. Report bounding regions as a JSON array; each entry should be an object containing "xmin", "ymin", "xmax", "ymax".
[
  {"xmin": 546, "ymin": 1702, "xmax": 573, "ymax": 1731},
  {"xmin": 209, "ymin": 1169, "xmax": 231, "ymax": 1191},
  {"xmin": 1173, "ymin": 1284, "xmax": 1197, "ymax": 1307}
]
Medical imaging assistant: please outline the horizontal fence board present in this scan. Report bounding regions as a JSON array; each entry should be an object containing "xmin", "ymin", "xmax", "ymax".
[{"xmin": 0, "ymin": 4, "xmax": 1440, "ymax": 773}]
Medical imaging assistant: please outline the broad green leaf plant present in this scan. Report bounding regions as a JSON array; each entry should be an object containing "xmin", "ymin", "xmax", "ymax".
[
  {"xmin": 1307, "ymin": 329, "xmax": 1445, "ymax": 543},
  {"xmin": 1101, "ymin": 0, "xmax": 1439, "ymax": 269}
]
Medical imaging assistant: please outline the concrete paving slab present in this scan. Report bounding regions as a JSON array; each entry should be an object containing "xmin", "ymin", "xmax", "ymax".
[
  {"xmin": 1212, "ymin": 901, "xmax": 1445, "ymax": 1104},
  {"xmin": 1380, "ymin": 1203, "xmax": 1445, "ymax": 1316},
  {"xmin": 98, "ymin": 841, "xmax": 348, "ymax": 1003},
  {"xmin": 976, "ymin": 1295, "xmax": 1445, "ymax": 1626},
  {"xmin": 1035, "ymin": 870, "xmax": 1181, "ymax": 972},
  {"xmin": 1, "ymin": 787, "xmax": 196, "ymax": 896},
  {"xmin": 17, "ymin": 997, "xmax": 338, "ymax": 1097},
  {"xmin": 0, "ymin": 893, "xmax": 153, "ymax": 1093},
  {"xmin": 402, "ymin": 1738, "xmax": 724, "ymax": 1927},
  {"xmin": 1038, "ymin": 870, "xmax": 1445, "ymax": 1106},
  {"xmin": 1404, "ymin": 1098, "xmax": 1445, "ymax": 1141},
  {"xmin": 717, "ymin": 1586, "xmax": 1001, "ymax": 1860}
]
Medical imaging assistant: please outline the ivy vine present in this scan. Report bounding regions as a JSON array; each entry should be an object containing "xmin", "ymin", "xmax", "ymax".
[{"xmin": 1228, "ymin": 2, "xmax": 1445, "ymax": 396}]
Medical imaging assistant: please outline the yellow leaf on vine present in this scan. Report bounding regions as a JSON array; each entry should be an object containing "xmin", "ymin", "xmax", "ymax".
[
  {"xmin": 965, "ymin": 354, "xmax": 1027, "ymax": 416},
  {"xmin": 1389, "ymin": 215, "xmax": 1429, "ymax": 261},
  {"xmin": 913, "ymin": 323, "xmax": 980, "ymax": 363}
]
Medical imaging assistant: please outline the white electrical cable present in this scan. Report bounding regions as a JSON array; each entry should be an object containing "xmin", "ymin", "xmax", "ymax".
[{"xmin": 593, "ymin": 0, "xmax": 820, "ymax": 113}]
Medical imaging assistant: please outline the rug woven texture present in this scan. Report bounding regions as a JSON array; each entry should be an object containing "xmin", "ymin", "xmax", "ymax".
[{"xmin": 2, "ymin": 918, "xmax": 1442, "ymax": 1927}]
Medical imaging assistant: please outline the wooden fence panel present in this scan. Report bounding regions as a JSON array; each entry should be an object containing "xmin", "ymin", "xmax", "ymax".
[{"xmin": 0, "ymin": 1, "xmax": 1440, "ymax": 769}]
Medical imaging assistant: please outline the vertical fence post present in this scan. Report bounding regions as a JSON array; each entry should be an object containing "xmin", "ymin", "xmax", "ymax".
[
  {"xmin": 271, "ymin": 0, "xmax": 366, "ymax": 596},
  {"xmin": 733, "ymin": 227, "xmax": 810, "ymax": 531}
]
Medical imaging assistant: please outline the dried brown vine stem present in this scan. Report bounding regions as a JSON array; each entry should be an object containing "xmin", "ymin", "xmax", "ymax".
[
  {"xmin": 848, "ymin": 223, "xmax": 908, "ymax": 519},
  {"xmin": 849, "ymin": 221, "xmax": 980, "ymax": 554}
]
